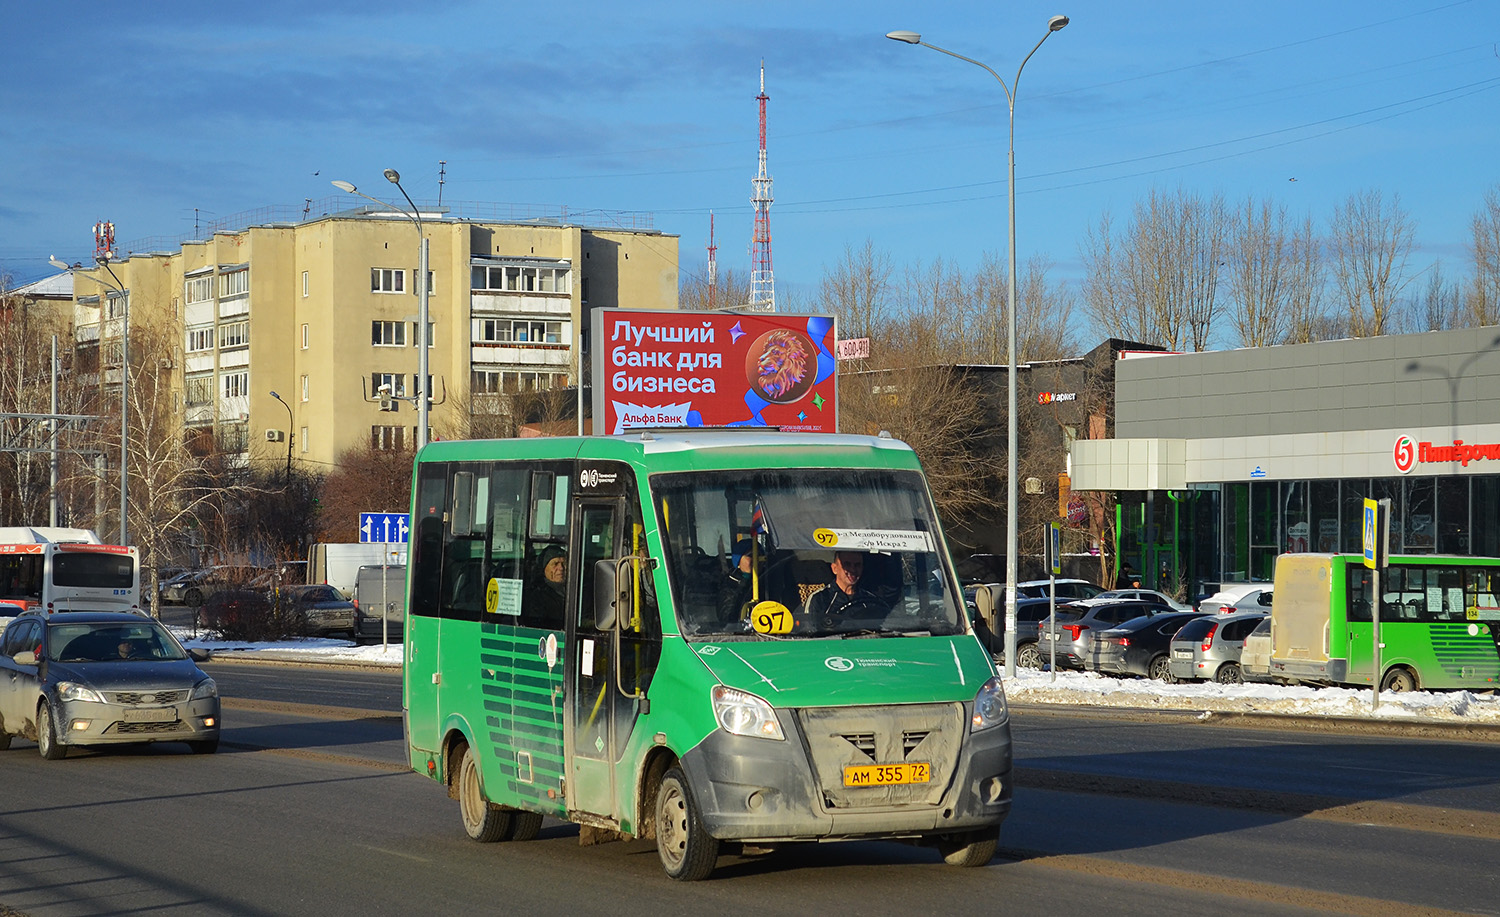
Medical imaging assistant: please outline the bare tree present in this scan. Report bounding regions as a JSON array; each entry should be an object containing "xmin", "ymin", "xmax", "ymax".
[
  {"xmin": 316, "ymin": 441, "xmax": 417, "ymax": 543},
  {"xmin": 1470, "ymin": 184, "xmax": 1500, "ymax": 327},
  {"xmin": 0, "ymin": 280, "xmax": 83, "ymax": 525},
  {"xmin": 1327, "ymin": 189, "xmax": 1417, "ymax": 337},
  {"xmin": 680, "ymin": 267, "xmax": 752, "ymax": 312},
  {"xmin": 1284, "ymin": 215, "xmax": 1328, "ymax": 344},
  {"xmin": 1082, "ymin": 188, "xmax": 1230, "ymax": 351},
  {"xmin": 1226, "ymin": 197, "xmax": 1321, "ymax": 347},
  {"xmin": 1418, "ymin": 261, "xmax": 1465, "ymax": 331},
  {"xmin": 1016, "ymin": 254, "xmax": 1076, "ymax": 363},
  {"xmin": 817, "ymin": 240, "xmax": 892, "ymax": 340}
]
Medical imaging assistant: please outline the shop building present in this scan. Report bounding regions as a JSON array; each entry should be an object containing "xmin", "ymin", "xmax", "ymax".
[{"xmin": 1070, "ymin": 326, "xmax": 1500, "ymax": 598}]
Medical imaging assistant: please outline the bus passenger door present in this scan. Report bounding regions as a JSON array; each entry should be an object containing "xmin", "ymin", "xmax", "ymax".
[{"xmin": 567, "ymin": 501, "xmax": 622, "ymax": 821}]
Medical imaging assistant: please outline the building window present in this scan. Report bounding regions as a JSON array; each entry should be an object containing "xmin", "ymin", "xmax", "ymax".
[
  {"xmin": 301, "ymin": 375, "xmax": 309, "ymax": 402},
  {"xmin": 474, "ymin": 319, "xmax": 564, "ymax": 346},
  {"xmin": 186, "ymin": 327, "xmax": 214, "ymax": 353},
  {"xmin": 372, "ymin": 320, "xmax": 407, "ymax": 347},
  {"xmin": 302, "ymin": 271, "xmax": 309, "ymax": 297},
  {"xmin": 413, "ymin": 321, "xmax": 434, "ymax": 348},
  {"xmin": 184, "ymin": 374, "xmax": 213, "ymax": 406},
  {"xmin": 372, "ymin": 268, "xmax": 405, "ymax": 294},
  {"xmin": 221, "ymin": 371, "xmax": 249, "ymax": 399},
  {"xmin": 372, "ymin": 372, "xmax": 405, "ymax": 410},
  {"xmin": 219, "ymin": 270, "xmax": 249, "ymax": 298},
  {"xmin": 472, "ymin": 369, "xmax": 565, "ymax": 394},
  {"xmin": 470, "ymin": 264, "xmax": 570, "ymax": 294},
  {"xmin": 218, "ymin": 321, "xmax": 249, "ymax": 350},
  {"xmin": 372, "ymin": 425, "xmax": 407, "ymax": 451},
  {"xmin": 301, "ymin": 323, "xmax": 309, "ymax": 349},
  {"xmin": 185, "ymin": 276, "xmax": 213, "ymax": 304},
  {"xmin": 300, "ymin": 426, "xmax": 309, "ymax": 453},
  {"xmin": 419, "ymin": 271, "xmax": 434, "ymax": 295},
  {"xmin": 105, "ymin": 292, "xmax": 128, "ymax": 320},
  {"xmin": 221, "ymin": 422, "xmax": 250, "ymax": 453}
]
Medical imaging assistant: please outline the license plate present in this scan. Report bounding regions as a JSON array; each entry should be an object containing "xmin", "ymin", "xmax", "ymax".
[
  {"xmin": 1173, "ymin": 650, "xmax": 1192, "ymax": 659},
  {"xmin": 122, "ymin": 707, "xmax": 178, "ymax": 723},
  {"xmin": 843, "ymin": 762, "xmax": 930, "ymax": 787}
]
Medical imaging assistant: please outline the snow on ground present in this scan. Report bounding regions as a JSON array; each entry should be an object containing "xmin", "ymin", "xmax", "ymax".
[{"xmin": 6, "ymin": 616, "xmax": 1498, "ymax": 724}]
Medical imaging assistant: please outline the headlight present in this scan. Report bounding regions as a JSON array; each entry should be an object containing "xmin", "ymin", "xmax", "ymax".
[
  {"xmin": 57, "ymin": 682, "xmax": 106, "ymax": 704},
  {"xmin": 711, "ymin": 685, "xmax": 784, "ymax": 740},
  {"xmin": 191, "ymin": 678, "xmax": 218, "ymax": 700},
  {"xmin": 971, "ymin": 676, "xmax": 1009, "ymax": 731}
]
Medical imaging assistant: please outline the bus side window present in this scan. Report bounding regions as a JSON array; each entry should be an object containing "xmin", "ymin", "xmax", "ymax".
[{"xmin": 410, "ymin": 464, "xmax": 448, "ymax": 619}]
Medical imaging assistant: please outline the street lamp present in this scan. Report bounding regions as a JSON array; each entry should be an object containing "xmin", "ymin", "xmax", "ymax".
[
  {"xmin": 269, "ymin": 390, "xmax": 294, "ymax": 478},
  {"xmin": 51, "ymin": 254, "xmax": 130, "ymax": 545},
  {"xmin": 888, "ymin": 16, "xmax": 1069, "ymax": 679},
  {"xmin": 332, "ymin": 172, "xmax": 431, "ymax": 449}
]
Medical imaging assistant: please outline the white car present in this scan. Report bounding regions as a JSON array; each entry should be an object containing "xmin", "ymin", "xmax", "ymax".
[
  {"xmin": 1198, "ymin": 584, "xmax": 1273, "ymax": 614},
  {"xmin": 1087, "ymin": 588, "xmax": 1192, "ymax": 612}
]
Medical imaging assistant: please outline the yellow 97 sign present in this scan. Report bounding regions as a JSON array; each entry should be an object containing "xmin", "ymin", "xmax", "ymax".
[
  {"xmin": 813, "ymin": 528, "xmax": 839, "ymax": 548},
  {"xmin": 750, "ymin": 600, "xmax": 794, "ymax": 635}
]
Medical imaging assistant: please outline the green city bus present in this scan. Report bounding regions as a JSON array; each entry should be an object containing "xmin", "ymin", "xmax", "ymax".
[
  {"xmin": 402, "ymin": 431, "xmax": 1012, "ymax": 880},
  {"xmin": 1270, "ymin": 553, "xmax": 1500, "ymax": 691}
]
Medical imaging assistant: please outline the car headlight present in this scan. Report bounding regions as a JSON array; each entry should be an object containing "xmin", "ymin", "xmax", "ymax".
[
  {"xmin": 191, "ymin": 678, "xmax": 218, "ymax": 700},
  {"xmin": 57, "ymin": 682, "xmax": 106, "ymax": 704},
  {"xmin": 711, "ymin": 685, "xmax": 784, "ymax": 740},
  {"xmin": 971, "ymin": 676, "xmax": 1009, "ymax": 731}
]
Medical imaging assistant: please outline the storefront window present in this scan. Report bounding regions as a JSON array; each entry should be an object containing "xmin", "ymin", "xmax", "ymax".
[
  {"xmin": 1371, "ymin": 478, "xmax": 1405, "ymax": 554},
  {"xmin": 1340, "ymin": 479, "xmax": 1369, "ymax": 553},
  {"xmin": 1436, "ymin": 477, "xmax": 1470, "ymax": 554},
  {"xmin": 1474, "ymin": 477, "xmax": 1500, "ymax": 558},
  {"xmin": 1310, "ymin": 480, "xmax": 1340, "ymax": 552},
  {"xmin": 1403, "ymin": 477, "xmax": 1435, "ymax": 554},
  {"xmin": 1221, "ymin": 483, "xmax": 1248, "ymax": 582},
  {"xmin": 1281, "ymin": 481, "xmax": 1309, "ymax": 553},
  {"xmin": 1249, "ymin": 482, "xmax": 1277, "ymax": 581}
]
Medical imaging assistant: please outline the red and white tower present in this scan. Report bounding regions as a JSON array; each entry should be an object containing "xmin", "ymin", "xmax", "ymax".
[
  {"xmin": 749, "ymin": 62, "xmax": 775, "ymax": 311},
  {"xmin": 707, "ymin": 210, "xmax": 718, "ymax": 310}
]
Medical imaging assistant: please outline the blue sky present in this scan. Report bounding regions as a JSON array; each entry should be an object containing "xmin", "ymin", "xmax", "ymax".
[{"xmin": 4, "ymin": 0, "xmax": 1498, "ymax": 329}]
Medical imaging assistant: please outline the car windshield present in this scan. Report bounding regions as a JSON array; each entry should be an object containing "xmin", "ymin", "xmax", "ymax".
[
  {"xmin": 49, "ymin": 622, "xmax": 188, "ymax": 662},
  {"xmin": 651, "ymin": 467, "xmax": 963, "ymax": 638},
  {"xmin": 297, "ymin": 586, "xmax": 341, "ymax": 602}
]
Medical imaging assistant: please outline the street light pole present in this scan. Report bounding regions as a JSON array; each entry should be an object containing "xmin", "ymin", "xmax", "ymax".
[
  {"xmin": 269, "ymin": 390, "xmax": 294, "ymax": 478},
  {"xmin": 888, "ymin": 16, "xmax": 1069, "ymax": 679},
  {"xmin": 52, "ymin": 254, "xmax": 131, "ymax": 545},
  {"xmin": 332, "ymin": 173, "xmax": 430, "ymax": 450}
]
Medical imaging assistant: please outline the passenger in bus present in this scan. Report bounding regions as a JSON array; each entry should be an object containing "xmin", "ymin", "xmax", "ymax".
[
  {"xmin": 526, "ymin": 545, "xmax": 568, "ymax": 620},
  {"xmin": 717, "ymin": 539, "xmax": 757, "ymax": 623},
  {"xmin": 802, "ymin": 551, "xmax": 887, "ymax": 619}
]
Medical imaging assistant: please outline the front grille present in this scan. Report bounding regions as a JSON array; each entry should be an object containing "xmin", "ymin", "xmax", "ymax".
[
  {"xmin": 797, "ymin": 703, "xmax": 964, "ymax": 810},
  {"xmin": 111, "ymin": 690, "xmax": 187, "ymax": 706},
  {"xmin": 114, "ymin": 721, "xmax": 188, "ymax": 735}
]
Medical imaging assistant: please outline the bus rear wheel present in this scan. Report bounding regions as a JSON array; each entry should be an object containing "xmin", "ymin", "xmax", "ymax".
[
  {"xmin": 655, "ymin": 767, "xmax": 719, "ymax": 881},
  {"xmin": 1381, "ymin": 667, "xmax": 1417, "ymax": 693},
  {"xmin": 457, "ymin": 744, "xmax": 512, "ymax": 842}
]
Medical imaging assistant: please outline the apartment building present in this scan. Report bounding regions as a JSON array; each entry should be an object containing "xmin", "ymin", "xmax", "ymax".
[{"xmin": 66, "ymin": 207, "xmax": 679, "ymax": 470}]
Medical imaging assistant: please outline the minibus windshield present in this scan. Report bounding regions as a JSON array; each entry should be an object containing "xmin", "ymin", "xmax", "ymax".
[{"xmin": 652, "ymin": 468, "xmax": 964, "ymax": 638}]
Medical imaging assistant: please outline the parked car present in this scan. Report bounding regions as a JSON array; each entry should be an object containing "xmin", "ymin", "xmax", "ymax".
[
  {"xmin": 283, "ymin": 584, "xmax": 357, "ymax": 638},
  {"xmin": 1089, "ymin": 611, "xmax": 1207, "ymax": 680},
  {"xmin": 1036, "ymin": 600, "xmax": 1170, "ymax": 670},
  {"xmin": 1239, "ymin": 615, "xmax": 1275, "ymax": 683},
  {"xmin": 354, "ymin": 565, "xmax": 405, "ymax": 641},
  {"xmin": 1016, "ymin": 578, "xmax": 1106, "ymax": 601},
  {"xmin": 0, "ymin": 600, "xmax": 28, "ymax": 618},
  {"xmin": 1168, "ymin": 612, "xmax": 1269, "ymax": 684},
  {"xmin": 156, "ymin": 569, "xmax": 203, "ymax": 605},
  {"xmin": 1090, "ymin": 588, "xmax": 1192, "ymax": 612},
  {"xmin": 1198, "ymin": 584, "xmax": 1273, "ymax": 615},
  {"xmin": 0, "ymin": 610, "xmax": 219, "ymax": 758},
  {"xmin": 163, "ymin": 565, "xmax": 265, "ymax": 608}
]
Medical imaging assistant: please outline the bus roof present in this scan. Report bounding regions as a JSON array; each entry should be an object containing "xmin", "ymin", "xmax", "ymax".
[
  {"xmin": 416, "ymin": 431, "xmax": 921, "ymax": 473},
  {"xmin": 0, "ymin": 527, "xmax": 103, "ymax": 545}
]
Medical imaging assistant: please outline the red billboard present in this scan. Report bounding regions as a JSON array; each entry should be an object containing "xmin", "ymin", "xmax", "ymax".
[{"xmin": 590, "ymin": 309, "xmax": 837, "ymax": 434}]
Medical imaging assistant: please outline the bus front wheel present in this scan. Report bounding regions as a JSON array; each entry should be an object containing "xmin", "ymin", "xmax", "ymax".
[
  {"xmin": 457, "ymin": 744, "xmax": 512, "ymax": 842},
  {"xmin": 655, "ymin": 767, "xmax": 719, "ymax": 881},
  {"xmin": 1381, "ymin": 667, "xmax": 1417, "ymax": 693}
]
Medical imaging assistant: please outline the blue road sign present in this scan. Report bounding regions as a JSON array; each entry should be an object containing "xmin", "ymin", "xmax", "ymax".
[{"xmin": 360, "ymin": 511, "xmax": 410, "ymax": 544}]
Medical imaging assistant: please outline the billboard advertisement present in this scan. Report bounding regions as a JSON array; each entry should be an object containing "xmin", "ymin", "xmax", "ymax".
[{"xmin": 590, "ymin": 309, "xmax": 837, "ymax": 434}]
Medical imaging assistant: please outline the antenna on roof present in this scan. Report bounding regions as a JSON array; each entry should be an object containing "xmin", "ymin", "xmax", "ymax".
[{"xmin": 437, "ymin": 160, "xmax": 447, "ymax": 208}]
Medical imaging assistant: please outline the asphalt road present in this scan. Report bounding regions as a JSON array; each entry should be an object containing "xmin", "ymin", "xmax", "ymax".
[{"xmin": 0, "ymin": 662, "xmax": 1495, "ymax": 916}]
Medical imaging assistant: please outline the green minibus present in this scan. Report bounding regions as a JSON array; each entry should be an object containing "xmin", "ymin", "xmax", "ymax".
[
  {"xmin": 1270, "ymin": 553, "xmax": 1500, "ymax": 691},
  {"xmin": 402, "ymin": 431, "xmax": 1012, "ymax": 880}
]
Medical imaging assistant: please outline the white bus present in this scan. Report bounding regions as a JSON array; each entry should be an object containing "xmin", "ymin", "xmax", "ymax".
[{"xmin": 0, "ymin": 528, "xmax": 141, "ymax": 614}]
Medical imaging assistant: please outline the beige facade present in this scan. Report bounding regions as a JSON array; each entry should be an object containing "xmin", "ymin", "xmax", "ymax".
[{"xmin": 67, "ymin": 210, "xmax": 679, "ymax": 471}]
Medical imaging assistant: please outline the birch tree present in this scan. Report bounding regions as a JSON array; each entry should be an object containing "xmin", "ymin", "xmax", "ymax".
[
  {"xmin": 1327, "ymin": 189, "xmax": 1417, "ymax": 337},
  {"xmin": 1470, "ymin": 184, "xmax": 1500, "ymax": 327}
]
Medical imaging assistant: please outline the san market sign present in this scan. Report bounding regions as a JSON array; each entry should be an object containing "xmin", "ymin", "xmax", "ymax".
[{"xmin": 1394, "ymin": 434, "xmax": 1500, "ymax": 473}]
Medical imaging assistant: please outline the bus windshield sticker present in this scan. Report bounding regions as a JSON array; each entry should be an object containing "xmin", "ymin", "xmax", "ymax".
[
  {"xmin": 811, "ymin": 528, "xmax": 933, "ymax": 553},
  {"xmin": 750, "ymin": 600, "xmax": 793, "ymax": 635},
  {"xmin": 486, "ymin": 578, "xmax": 523, "ymax": 616}
]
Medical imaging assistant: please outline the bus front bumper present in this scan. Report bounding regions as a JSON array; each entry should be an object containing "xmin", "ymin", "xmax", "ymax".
[{"xmin": 679, "ymin": 706, "xmax": 1012, "ymax": 843}]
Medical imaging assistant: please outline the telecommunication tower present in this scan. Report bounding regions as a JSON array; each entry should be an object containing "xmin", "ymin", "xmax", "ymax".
[
  {"xmin": 706, "ymin": 211, "xmax": 718, "ymax": 310},
  {"xmin": 749, "ymin": 62, "xmax": 775, "ymax": 311}
]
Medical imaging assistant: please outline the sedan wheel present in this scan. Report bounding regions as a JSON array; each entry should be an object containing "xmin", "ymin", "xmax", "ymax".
[
  {"xmin": 1015, "ymin": 643, "xmax": 1043, "ymax": 669},
  {"xmin": 37, "ymin": 701, "xmax": 67, "ymax": 760},
  {"xmin": 1148, "ymin": 655, "xmax": 1176, "ymax": 683}
]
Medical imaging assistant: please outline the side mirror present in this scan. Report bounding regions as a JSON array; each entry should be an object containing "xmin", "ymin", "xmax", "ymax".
[
  {"xmin": 593, "ymin": 558, "xmax": 619, "ymax": 631},
  {"xmin": 13, "ymin": 650, "xmax": 37, "ymax": 666},
  {"xmin": 189, "ymin": 648, "xmax": 212, "ymax": 663}
]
